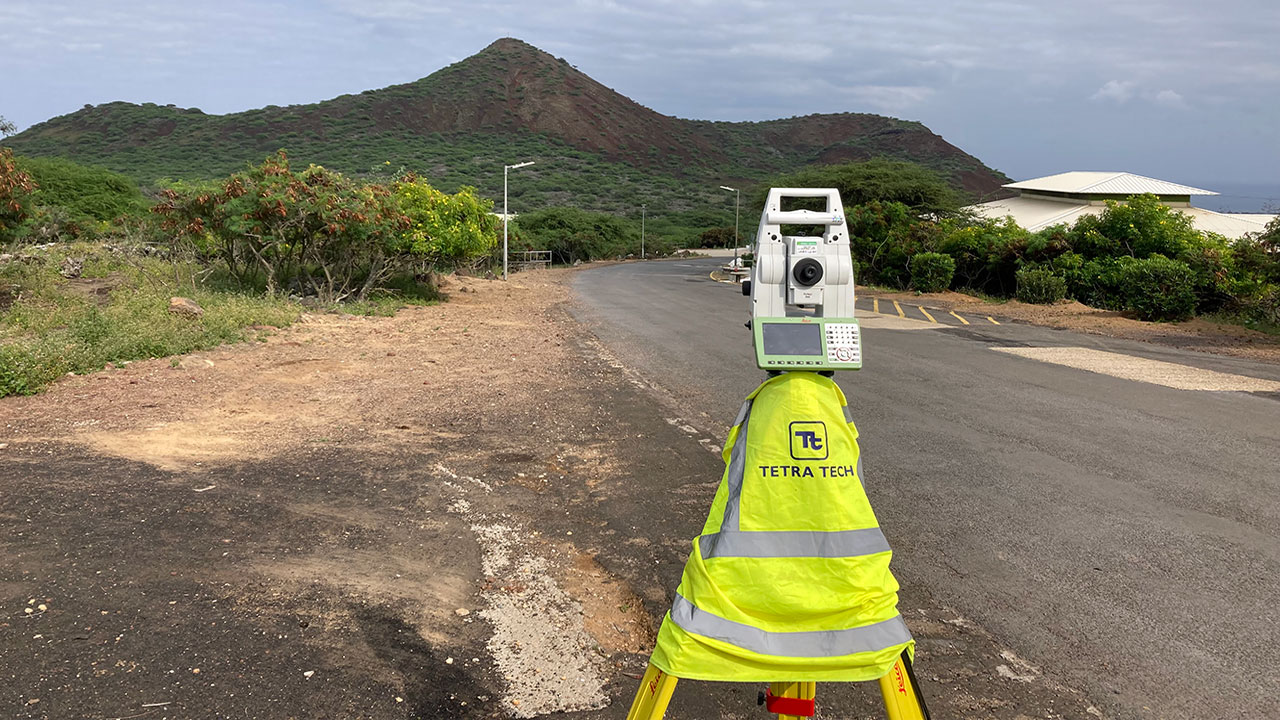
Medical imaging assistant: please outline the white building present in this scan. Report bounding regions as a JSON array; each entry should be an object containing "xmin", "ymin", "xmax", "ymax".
[{"xmin": 969, "ymin": 172, "xmax": 1275, "ymax": 239}]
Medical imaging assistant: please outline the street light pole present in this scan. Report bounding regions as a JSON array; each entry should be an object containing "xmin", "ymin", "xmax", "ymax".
[
  {"xmin": 719, "ymin": 185, "xmax": 740, "ymax": 265},
  {"xmin": 641, "ymin": 204, "xmax": 646, "ymax": 259},
  {"xmin": 503, "ymin": 160, "xmax": 535, "ymax": 281}
]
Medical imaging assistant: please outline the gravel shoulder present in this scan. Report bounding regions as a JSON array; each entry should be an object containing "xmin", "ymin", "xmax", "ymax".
[{"xmin": 2, "ymin": 264, "xmax": 1105, "ymax": 719}]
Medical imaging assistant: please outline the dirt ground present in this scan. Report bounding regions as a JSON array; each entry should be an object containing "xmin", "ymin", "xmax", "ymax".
[
  {"xmin": 1, "ymin": 265, "xmax": 1105, "ymax": 719},
  {"xmin": 860, "ymin": 288, "xmax": 1280, "ymax": 365}
]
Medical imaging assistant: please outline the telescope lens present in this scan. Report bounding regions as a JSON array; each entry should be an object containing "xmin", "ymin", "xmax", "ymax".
[{"xmin": 792, "ymin": 258, "xmax": 824, "ymax": 287}]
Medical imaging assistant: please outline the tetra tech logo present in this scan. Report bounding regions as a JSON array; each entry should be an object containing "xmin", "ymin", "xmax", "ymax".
[{"xmin": 789, "ymin": 421, "xmax": 828, "ymax": 461}]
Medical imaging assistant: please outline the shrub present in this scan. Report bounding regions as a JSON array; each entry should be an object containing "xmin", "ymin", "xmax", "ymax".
[
  {"xmin": 1065, "ymin": 256, "xmax": 1133, "ymax": 310},
  {"xmin": 153, "ymin": 151, "xmax": 410, "ymax": 302},
  {"xmin": 909, "ymin": 252, "xmax": 955, "ymax": 292},
  {"xmin": 1119, "ymin": 254, "xmax": 1197, "ymax": 321},
  {"xmin": 16, "ymin": 156, "xmax": 148, "ymax": 224},
  {"xmin": 938, "ymin": 216, "xmax": 1031, "ymax": 293},
  {"xmin": 1178, "ymin": 232, "xmax": 1235, "ymax": 313},
  {"xmin": 0, "ymin": 148, "xmax": 37, "ymax": 242},
  {"xmin": 1239, "ymin": 284, "xmax": 1280, "ymax": 327},
  {"xmin": 393, "ymin": 177, "xmax": 500, "ymax": 270},
  {"xmin": 847, "ymin": 200, "xmax": 939, "ymax": 288},
  {"xmin": 1015, "ymin": 266, "xmax": 1067, "ymax": 304}
]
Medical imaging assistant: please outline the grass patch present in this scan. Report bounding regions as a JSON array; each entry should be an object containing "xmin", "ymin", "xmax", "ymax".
[
  {"xmin": 1203, "ymin": 311, "xmax": 1280, "ymax": 337},
  {"xmin": 0, "ymin": 243, "xmax": 301, "ymax": 396}
]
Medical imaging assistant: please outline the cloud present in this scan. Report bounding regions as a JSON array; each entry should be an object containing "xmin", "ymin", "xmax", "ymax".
[
  {"xmin": 1091, "ymin": 80, "xmax": 1136, "ymax": 103},
  {"xmin": 1154, "ymin": 89, "xmax": 1187, "ymax": 108},
  {"xmin": 844, "ymin": 85, "xmax": 937, "ymax": 114},
  {"xmin": 2, "ymin": 0, "xmax": 1278, "ymax": 181}
]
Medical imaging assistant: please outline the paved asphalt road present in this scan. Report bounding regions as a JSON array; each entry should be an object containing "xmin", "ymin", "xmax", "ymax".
[{"xmin": 572, "ymin": 258, "xmax": 1280, "ymax": 720}]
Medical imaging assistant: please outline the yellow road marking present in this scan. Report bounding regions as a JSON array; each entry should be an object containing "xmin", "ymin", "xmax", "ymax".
[
  {"xmin": 987, "ymin": 316, "xmax": 1001, "ymax": 325},
  {"xmin": 948, "ymin": 310, "xmax": 970, "ymax": 325},
  {"xmin": 916, "ymin": 306, "xmax": 938, "ymax": 323},
  {"xmin": 873, "ymin": 297, "xmax": 880, "ymax": 314},
  {"xmin": 892, "ymin": 300, "xmax": 905, "ymax": 318}
]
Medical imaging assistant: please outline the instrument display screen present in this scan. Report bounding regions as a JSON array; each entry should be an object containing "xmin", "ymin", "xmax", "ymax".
[{"xmin": 761, "ymin": 322, "xmax": 823, "ymax": 356}]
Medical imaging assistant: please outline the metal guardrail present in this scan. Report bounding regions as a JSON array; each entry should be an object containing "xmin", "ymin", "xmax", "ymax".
[{"xmin": 515, "ymin": 250, "xmax": 552, "ymax": 271}]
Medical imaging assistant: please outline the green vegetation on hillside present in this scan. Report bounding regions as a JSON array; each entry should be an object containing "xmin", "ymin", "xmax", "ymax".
[{"xmin": 4, "ymin": 38, "xmax": 1008, "ymax": 239}]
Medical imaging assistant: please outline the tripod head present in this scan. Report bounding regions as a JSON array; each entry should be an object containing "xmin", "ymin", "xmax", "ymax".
[{"xmin": 745, "ymin": 188, "xmax": 862, "ymax": 371}]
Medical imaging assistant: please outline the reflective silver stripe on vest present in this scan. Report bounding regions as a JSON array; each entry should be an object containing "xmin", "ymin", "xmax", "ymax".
[
  {"xmin": 699, "ymin": 527, "xmax": 890, "ymax": 559},
  {"xmin": 670, "ymin": 594, "xmax": 912, "ymax": 658},
  {"xmin": 721, "ymin": 399, "xmax": 753, "ymax": 532},
  {"xmin": 857, "ymin": 455, "xmax": 864, "ymax": 485},
  {"xmin": 842, "ymin": 405, "xmax": 854, "ymax": 423}
]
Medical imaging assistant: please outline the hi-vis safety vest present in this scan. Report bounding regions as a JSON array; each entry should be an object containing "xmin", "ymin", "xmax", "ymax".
[{"xmin": 650, "ymin": 372, "xmax": 912, "ymax": 682}]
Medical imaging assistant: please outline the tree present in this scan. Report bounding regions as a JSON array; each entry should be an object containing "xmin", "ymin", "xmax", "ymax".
[
  {"xmin": 0, "ymin": 115, "xmax": 15, "ymax": 138},
  {"xmin": 515, "ymin": 207, "xmax": 637, "ymax": 264},
  {"xmin": 753, "ymin": 159, "xmax": 963, "ymax": 219},
  {"xmin": 698, "ymin": 226, "xmax": 739, "ymax": 249}
]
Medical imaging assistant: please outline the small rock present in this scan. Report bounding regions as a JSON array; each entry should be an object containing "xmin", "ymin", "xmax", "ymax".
[
  {"xmin": 37, "ymin": 604, "xmax": 47, "ymax": 611},
  {"xmin": 445, "ymin": 657, "xmax": 454, "ymax": 665},
  {"xmin": 303, "ymin": 670, "xmax": 315, "ymax": 678},
  {"xmin": 59, "ymin": 256, "xmax": 83, "ymax": 279},
  {"xmin": 396, "ymin": 697, "xmax": 404, "ymax": 703},
  {"xmin": 178, "ymin": 356, "xmax": 215, "ymax": 369},
  {"xmin": 454, "ymin": 608, "xmax": 470, "ymax": 617},
  {"xmin": 168, "ymin": 296, "xmax": 204, "ymax": 319}
]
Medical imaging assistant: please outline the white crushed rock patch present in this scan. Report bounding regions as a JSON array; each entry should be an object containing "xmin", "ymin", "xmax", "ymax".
[
  {"xmin": 471, "ymin": 522, "xmax": 608, "ymax": 717},
  {"xmin": 996, "ymin": 649, "xmax": 1041, "ymax": 683},
  {"xmin": 993, "ymin": 346, "xmax": 1280, "ymax": 392},
  {"xmin": 437, "ymin": 464, "xmax": 607, "ymax": 717}
]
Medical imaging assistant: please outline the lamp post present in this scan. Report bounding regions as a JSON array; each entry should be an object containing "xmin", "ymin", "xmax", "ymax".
[
  {"xmin": 503, "ymin": 160, "xmax": 535, "ymax": 281},
  {"xmin": 641, "ymin": 204, "xmax": 646, "ymax": 259},
  {"xmin": 719, "ymin": 185, "xmax": 740, "ymax": 266}
]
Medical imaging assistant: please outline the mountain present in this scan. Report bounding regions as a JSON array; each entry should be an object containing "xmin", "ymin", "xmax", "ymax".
[{"xmin": 6, "ymin": 38, "xmax": 1008, "ymax": 220}]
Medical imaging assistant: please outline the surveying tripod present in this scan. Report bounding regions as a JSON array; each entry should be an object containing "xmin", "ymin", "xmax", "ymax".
[
  {"xmin": 624, "ymin": 648, "xmax": 930, "ymax": 720},
  {"xmin": 624, "ymin": 188, "xmax": 932, "ymax": 719}
]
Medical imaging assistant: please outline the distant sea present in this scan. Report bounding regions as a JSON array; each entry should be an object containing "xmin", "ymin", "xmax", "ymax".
[{"xmin": 1188, "ymin": 182, "xmax": 1280, "ymax": 214}]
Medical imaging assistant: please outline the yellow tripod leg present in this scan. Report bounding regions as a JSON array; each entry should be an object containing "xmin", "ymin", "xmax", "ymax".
[
  {"xmin": 626, "ymin": 663, "xmax": 679, "ymax": 720},
  {"xmin": 878, "ymin": 652, "xmax": 931, "ymax": 720},
  {"xmin": 766, "ymin": 680, "xmax": 816, "ymax": 719}
]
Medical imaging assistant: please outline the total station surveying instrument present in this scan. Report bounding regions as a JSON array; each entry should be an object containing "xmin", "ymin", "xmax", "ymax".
[
  {"xmin": 744, "ymin": 188, "xmax": 863, "ymax": 371},
  {"xmin": 624, "ymin": 189, "xmax": 930, "ymax": 720}
]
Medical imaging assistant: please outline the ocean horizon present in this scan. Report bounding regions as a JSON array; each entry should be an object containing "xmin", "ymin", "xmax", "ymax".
[{"xmin": 1186, "ymin": 181, "xmax": 1280, "ymax": 214}]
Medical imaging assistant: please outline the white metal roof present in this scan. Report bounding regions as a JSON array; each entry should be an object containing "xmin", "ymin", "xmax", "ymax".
[
  {"xmin": 969, "ymin": 196, "xmax": 1273, "ymax": 239},
  {"xmin": 1005, "ymin": 172, "xmax": 1217, "ymax": 196}
]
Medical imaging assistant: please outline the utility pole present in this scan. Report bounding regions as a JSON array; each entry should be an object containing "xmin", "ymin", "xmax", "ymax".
[
  {"xmin": 641, "ymin": 204, "xmax": 646, "ymax": 259},
  {"xmin": 503, "ymin": 160, "xmax": 535, "ymax": 281},
  {"xmin": 719, "ymin": 185, "xmax": 740, "ymax": 266}
]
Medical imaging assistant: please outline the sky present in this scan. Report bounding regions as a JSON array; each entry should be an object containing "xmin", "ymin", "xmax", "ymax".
[{"xmin": 2, "ymin": 0, "xmax": 1278, "ymax": 193}]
